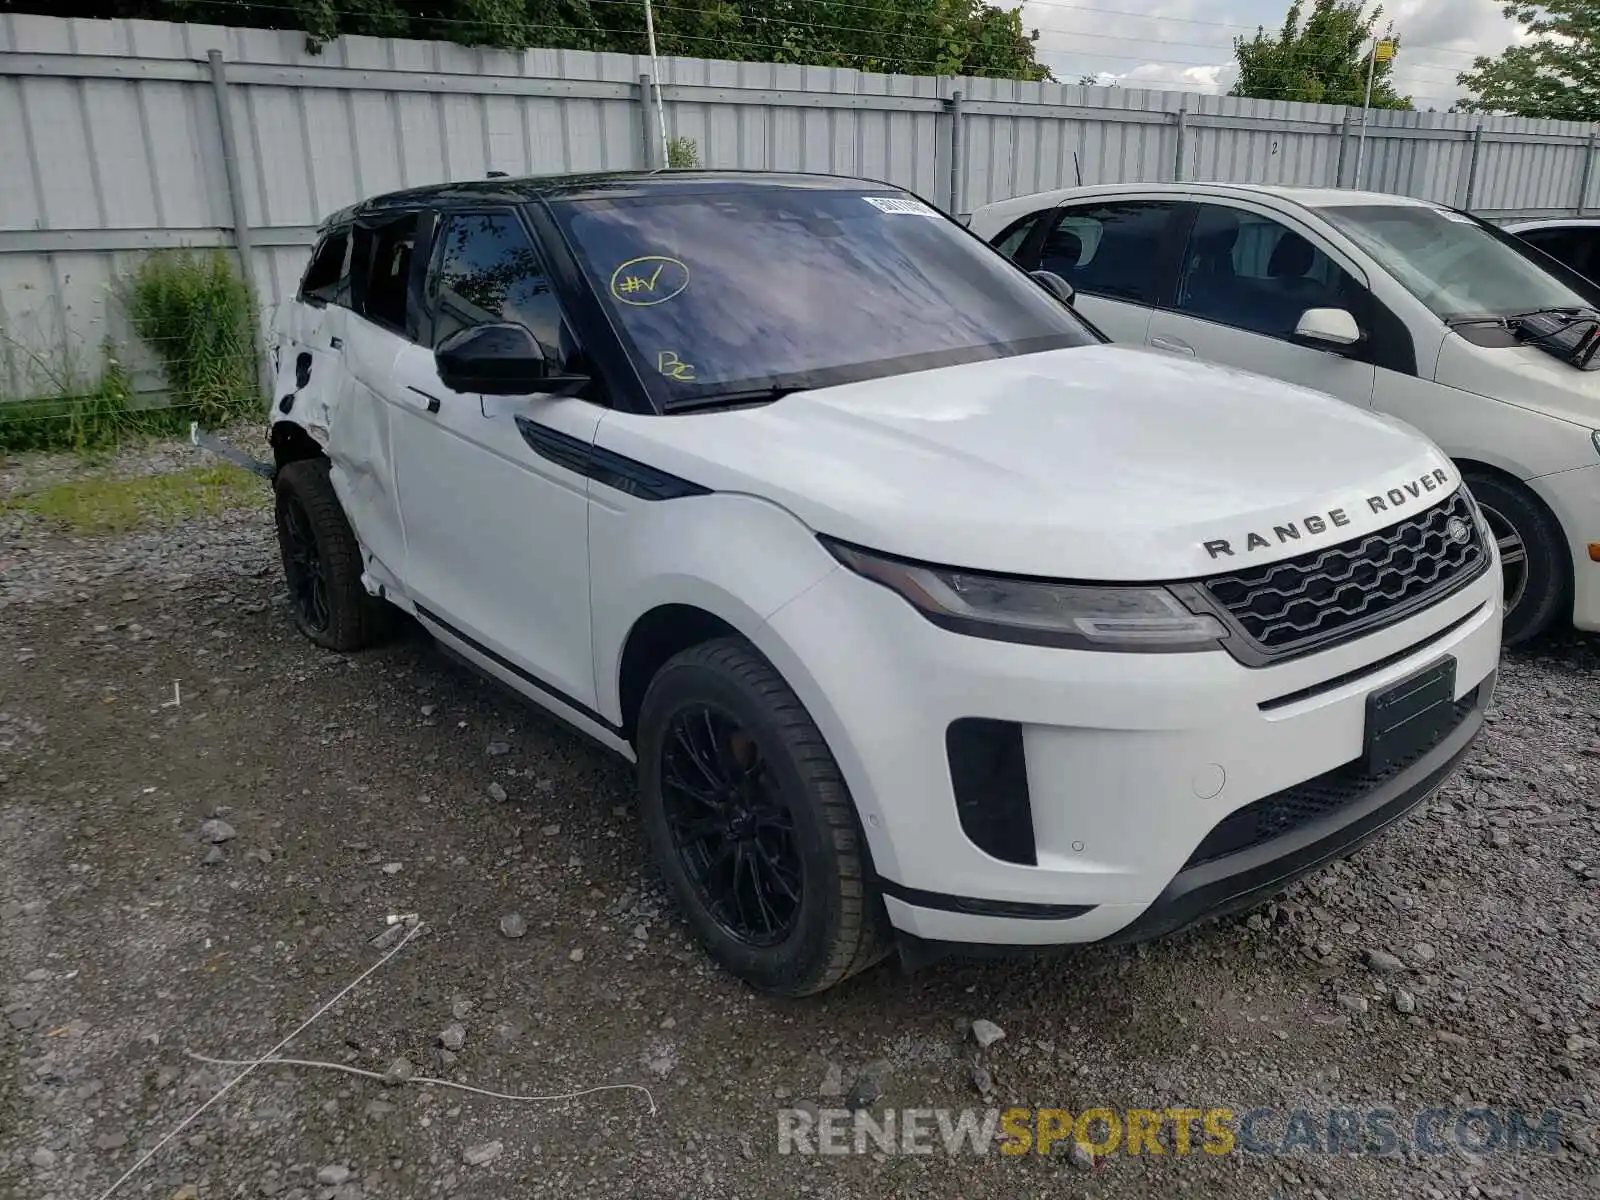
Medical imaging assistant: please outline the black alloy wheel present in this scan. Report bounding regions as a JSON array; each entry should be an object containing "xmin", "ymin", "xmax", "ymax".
[
  {"xmin": 278, "ymin": 489, "xmax": 332, "ymax": 635},
  {"xmin": 659, "ymin": 705, "xmax": 804, "ymax": 946}
]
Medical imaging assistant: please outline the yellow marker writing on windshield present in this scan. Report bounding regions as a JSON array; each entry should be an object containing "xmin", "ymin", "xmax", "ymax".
[
  {"xmin": 610, "ymin": 255, "xmax": 690, "ymax": 306},
  {"xmin": 657, "ymin": 350, "xmax": 696, "ymax": 381}
]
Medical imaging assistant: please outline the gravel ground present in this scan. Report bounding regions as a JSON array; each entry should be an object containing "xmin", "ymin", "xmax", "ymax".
[{"xmin": 2, "ymin": 436, "xmax": 1599, "ymax": 1200}]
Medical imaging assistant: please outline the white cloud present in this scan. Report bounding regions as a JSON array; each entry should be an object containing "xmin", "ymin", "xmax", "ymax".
[{"xmin": 1015, "ymin": 0, "xmax": 1530, "ymax": 109}]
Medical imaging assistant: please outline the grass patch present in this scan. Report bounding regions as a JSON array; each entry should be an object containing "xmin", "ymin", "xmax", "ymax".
[
  {"xmin": 123, "ymin": 249, "xmax": 261, "ymax": 429},
  {"xmin": 2, "ymin": 463, "xmax": 264, "ymax": 534},
  {"xmin": 0, "ymin": 249, "xmax": 262, "ymax": 456}
]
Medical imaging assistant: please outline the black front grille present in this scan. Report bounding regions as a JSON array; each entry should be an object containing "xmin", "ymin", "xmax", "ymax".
[
  {"xmin": 1202, "ymin": 490, "xmax": 1487, "ymax": 661},
  {"xmin": 1183, "ymin": 685, "xmax": 1480, "ymax": 870}
]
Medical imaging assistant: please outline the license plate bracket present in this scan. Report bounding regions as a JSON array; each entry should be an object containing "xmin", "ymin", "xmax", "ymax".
[{"xmin": 1364, "ymin": 657, "xmax": 1457, "ymax": 776}]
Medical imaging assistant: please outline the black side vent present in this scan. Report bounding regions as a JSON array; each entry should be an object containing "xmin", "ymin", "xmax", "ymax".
[{"xmin": 946, "ymin": 719, "xmax": 1036, "ymax": 866}]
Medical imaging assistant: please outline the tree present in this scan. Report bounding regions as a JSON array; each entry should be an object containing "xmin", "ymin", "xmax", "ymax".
[
  {"xmin": 0, "ymin": 0, "xmax": 1050, "ymax": 79},
  {"xmin": 1231, "ymin": 0, "xmax": 1410, "ymax": 108},
  {"xmin": 1457, "ymin": 2, "xmax": 1600, "ymax": 120}
]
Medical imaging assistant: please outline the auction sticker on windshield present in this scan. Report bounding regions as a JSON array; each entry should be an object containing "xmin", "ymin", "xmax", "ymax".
[{"xmin": 862, "ymin": 196, "xmax": 940, "ymax": 216}]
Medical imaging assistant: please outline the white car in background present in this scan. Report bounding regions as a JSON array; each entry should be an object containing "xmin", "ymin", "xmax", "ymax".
[
  {"xmin": 1505, "ymin": 216, "xmax": 1600, "ymax": 283},
  {"xmin": 972, "ymin": 184, "xmax": 1600, "ymax": 645}
]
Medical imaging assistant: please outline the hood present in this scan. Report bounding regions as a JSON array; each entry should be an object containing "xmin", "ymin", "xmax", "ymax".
[
  {"xmin": 596, "ymin": 346, "xmax": 1458, "ymax": 580},
  {"xmin": 1436, "ymin": 331, "xmax": 1600, "ymax": 430}
]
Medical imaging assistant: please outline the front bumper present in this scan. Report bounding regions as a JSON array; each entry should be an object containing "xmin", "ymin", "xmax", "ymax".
[
  {"xmin": 1528, "ymin": 462, "xmax": 1600, "ymax": 631},
  {"xmin": 757, "ymin": 553, "xmax": 1501, "ymax": 947}
]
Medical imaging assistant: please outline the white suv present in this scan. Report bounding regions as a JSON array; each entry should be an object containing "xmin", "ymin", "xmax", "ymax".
[
  {"xmin": 263, "ymin": 171, "xmax": 1499, "ymax": 995},
  {"xmin": 972, "ymin": 184, "xmax": 1600, "ymax": 645}
]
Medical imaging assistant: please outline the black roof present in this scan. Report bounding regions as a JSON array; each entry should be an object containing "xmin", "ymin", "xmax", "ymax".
[{"xmin": 329, "ymin": 169, "xmax": 900, "ymax": 225}]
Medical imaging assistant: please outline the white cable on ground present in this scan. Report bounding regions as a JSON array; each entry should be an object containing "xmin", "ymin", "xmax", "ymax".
[
  {"xmin": 183, "ymin": 1051, "xmax": 658, "ymax": 1114},
  {"xmin": 95, "ymin": 919, "xmax": 429, "ymax": 1200}
]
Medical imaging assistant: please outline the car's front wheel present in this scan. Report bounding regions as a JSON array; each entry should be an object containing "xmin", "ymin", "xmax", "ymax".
[
  {"xmin": 1464, "ymin": 470, "xmax": 1568, "ymax": 646},
  {"xmin": 636, "ymin": 638, "xmax": 890, "ymax": 996}
]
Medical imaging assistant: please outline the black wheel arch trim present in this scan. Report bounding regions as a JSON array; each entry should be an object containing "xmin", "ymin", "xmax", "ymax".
[{"xmin": 514, "ymin": 415, "xmax": 712, "ymax": 500}]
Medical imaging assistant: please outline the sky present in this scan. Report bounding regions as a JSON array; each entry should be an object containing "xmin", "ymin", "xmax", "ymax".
[{"xmin": 1016, "ymin": 0, "xmax": 1529, "ymax": 111}]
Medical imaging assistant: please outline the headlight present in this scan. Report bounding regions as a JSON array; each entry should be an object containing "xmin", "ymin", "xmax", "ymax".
[{"xmin": 822, "ymin": 538, "xmax": 1227, "ymax": 651}]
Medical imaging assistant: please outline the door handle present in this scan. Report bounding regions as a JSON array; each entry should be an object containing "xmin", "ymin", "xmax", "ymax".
[
  {"xmin": 408, "ymin": 386, "xmax": 442, "ymax": 415},
  {"xmin": 1150, "ymin": 336, "xmax": 1195, "ymax": 356}
]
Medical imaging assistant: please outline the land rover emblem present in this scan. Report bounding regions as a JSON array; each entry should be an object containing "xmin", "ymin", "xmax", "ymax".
[{"xmin": 1446, "ymin": 516, "xmax": 1471, "ymax": 545}]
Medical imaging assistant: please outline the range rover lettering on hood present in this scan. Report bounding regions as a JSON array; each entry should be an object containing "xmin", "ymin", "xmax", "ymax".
[{"xmin": 1202, "ymin": 469, "xmax": 1453, "ymax": 561}]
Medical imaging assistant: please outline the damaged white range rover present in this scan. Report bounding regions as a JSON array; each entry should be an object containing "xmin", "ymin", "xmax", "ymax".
[{"xmin": 263, "ymin": 170, "xmax": 1500, "ymax": 995}]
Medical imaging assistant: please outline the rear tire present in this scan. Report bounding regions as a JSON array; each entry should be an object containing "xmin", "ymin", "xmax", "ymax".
[
  {"xmin": 272, "ymin": 457, "xmax": 393, "ymax": 651},
  {"xmin": 1464, "ymin": 470, "xmax": 1567, "ymax": 646},
  {"xmin": 636, "ymin": 638, "xmax": 891, "ymax": 996}
]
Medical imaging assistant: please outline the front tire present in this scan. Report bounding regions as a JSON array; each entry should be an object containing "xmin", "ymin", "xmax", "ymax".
[
  {"xmin": 636, "ymin": 638, "xmax": 890, "ymax": 996},
  {"xmin": 1464, "ymin": 470, "xmax": 1568, "ymax": 646},
  {"xmin": 272, "ymin": 457, "xmax": 392, "ymax": 651}
]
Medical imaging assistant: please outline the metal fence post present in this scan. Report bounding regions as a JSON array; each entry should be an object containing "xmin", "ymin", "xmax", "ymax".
[
  {"xmin": 206, "ymin": 50, "xmax": 254, "ymax": 280},
  {"xmin": 1173, "ymin": 103, "xmax": 1187, "ymax": 183},
  {"xmin": 1579, "ymin": 128, "xmax": 1598, "ymax": 215},
  {"xmin": 1335, "ymin": 112, "xmax": 1352, "ymax": 187},
  {"xmin": 638, "ymin": 73, "xmax": 658, "ymax": 169},
  {"xmin": 206, "ymin": 48, "xmax": 265, "ymax": 401},
  {"xmin": 947, "ymin": 88, "xmax": 964, "ymax": 217},
  {"xmin": 1462, "ymin": 124, "xmax": 1484, "ymax": 212}
]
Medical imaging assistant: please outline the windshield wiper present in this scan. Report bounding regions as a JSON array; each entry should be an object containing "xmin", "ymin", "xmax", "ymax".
[{"xmin": 662, "ymin": 386, "xmax": 805, "ymax": 414}]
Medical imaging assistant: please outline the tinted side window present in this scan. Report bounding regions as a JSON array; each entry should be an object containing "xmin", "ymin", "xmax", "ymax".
[
  {"xmin": 991, "ymin": 212, "xmax": 1042, "ymax": 260},
  {"xmin": 1521, "ymin": 227, "xmax": 1596, "ymax": 279},
  {"xmin": 1176, "ymin": 204, "xmax": 1363, "ymax": 339},
  {"xmin": 300, "ymin": 226, "xmax": 351, "ymax": 306},
  {"xmin": 1041, "ymin": 201, "xmax": 1181, "ymax": 304},
  {"xmin": 430, "ymin": 212, "xmax": 562, "ymax": 354},
  {"xmin": 355, "ymin": 215, "xmax": 419, "ymax": 335}
]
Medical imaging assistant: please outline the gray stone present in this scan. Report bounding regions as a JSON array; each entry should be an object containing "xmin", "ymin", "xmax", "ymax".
[
  {"xmin": 23, "ymin": 968, "xmax": 48, "ymax": 983},
  {"xmin": 316, "ymin": 1166, "xmax": 352, "ymax": 1187},
  {"xmin": 971, "ymin": 1064, "xmax": 994, "ymax": 1096},
  {"xmin": 1068, "ymin": 1141, "xmax": 1095, "ymax": 1170},
  {"xmin": 30, "ymin": 1147, "xmax": 56, "ymax": 1169},
  {"xmin": 202, "ymin": 845, "xmax": 224, "ymax": 866},
  {"xmin": 95, "ymin": 1131, "xmax": 127, "ymax": 1150},
  {"xmin": 462, "ymin": 1141, "xmax": 504, "ymax": 1167},
  {"xmin": 846, "ymin": 1060, "xmax": 890, "ymax": 1111},
  {"xmin": 1364, "ymin": 949, "xmax": 1405, "ymax": 973},
  {"xmin": 451, "ymin": 998, "xmax": 473, "ymax": 1020},
  {"xmin": 487, "ymin": 742, "xmax": 511, "ymax": 757},
  {"xmin": 1337, "ymin": 993, "xmax": 1369, "ymax": 1015},
  {"xmin": 486, "ymin": 782, "xmax": 507, "ymax": 803},
  {"xmin": 1411, "ymin": 942, "xmax": 1437, "ymax": 964},
  {"xmin": 420, "ymin": 705, "xmax": 436, "ymax": 717},
  {"xmin": 384, "ymin": 1057, "xmax": 414, "ymax": 1086},
  {"xmin": 198, "ymin": 819, "xmax": 236, "ymax": 843},
  {"xmin": 438, "ymin": 1023, "xmax": 466, "ymax": 1052},
  {"xmin": 7, "ymin": 1004, "xmax": 37, "ymax": 1030},
  {"xmin": 1395, "ymin": 989, "xmax": 1417, "ymax": 1015},
  {"xmin": 970, "ymin": 1018, "xmax": 1006, "ymax": 1048},
  {"xmin": 499, "ymin": 913, "xmax": 527, "ymax": 939},
  {"xmin": 568, "ymin": 948, "xmax": 584, "ymax": 963}
]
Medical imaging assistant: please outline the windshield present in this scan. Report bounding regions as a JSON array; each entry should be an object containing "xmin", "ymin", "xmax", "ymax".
[
  {"xmin": 550, "ymin": 187, "xmax": 1095, "ymax": 407},
  {"xmin": 1322, "ymin": 203, "xmax": 1598, "ymax": 324}
]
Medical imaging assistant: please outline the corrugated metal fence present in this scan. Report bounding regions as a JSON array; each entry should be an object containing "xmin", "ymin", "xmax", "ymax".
[{"xmin": 3, "ymin": 11, "xmax": 1599, "ymax": 401}]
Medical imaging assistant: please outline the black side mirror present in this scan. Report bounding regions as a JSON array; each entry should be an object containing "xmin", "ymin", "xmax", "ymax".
[
  {"xmin": 1030, "ymin": 269, "xmax": 1075, "ymax": 306},
  {"xmin": 435, "ymin": 323, "xmax": 589, "ymax": 396}
]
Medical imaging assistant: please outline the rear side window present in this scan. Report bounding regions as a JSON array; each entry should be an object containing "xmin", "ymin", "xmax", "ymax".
[
  {"xmin": 429, "ymin": 211, "xmax": 562, "ymax": 354},
  {"xmin": 1520, "ymin": 226, "xmax": 1599, "ymax": 280},
  {"xmin": 354, "ymin": 215, "xmax": 419, "ymax": 335},
  {"xmin": 299, "ymin": 226, "xmax": 351, "ymax": 306},
  {"xmin": 1041, "ymin": 201, "xmax": 1181, "ymax": 304}
]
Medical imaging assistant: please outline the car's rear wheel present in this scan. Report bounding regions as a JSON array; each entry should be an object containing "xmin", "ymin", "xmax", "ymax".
[
  {"xmin": 1464, "ymin": 470, "xmax": 1568, "ymax": 646},
  {"xmin": 272, "ymin": 457, "xmax": 392, "ymax": 651},
  {"xmin": 636, "ymin": 638, "xmax": 890, "ymax": 996}
]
